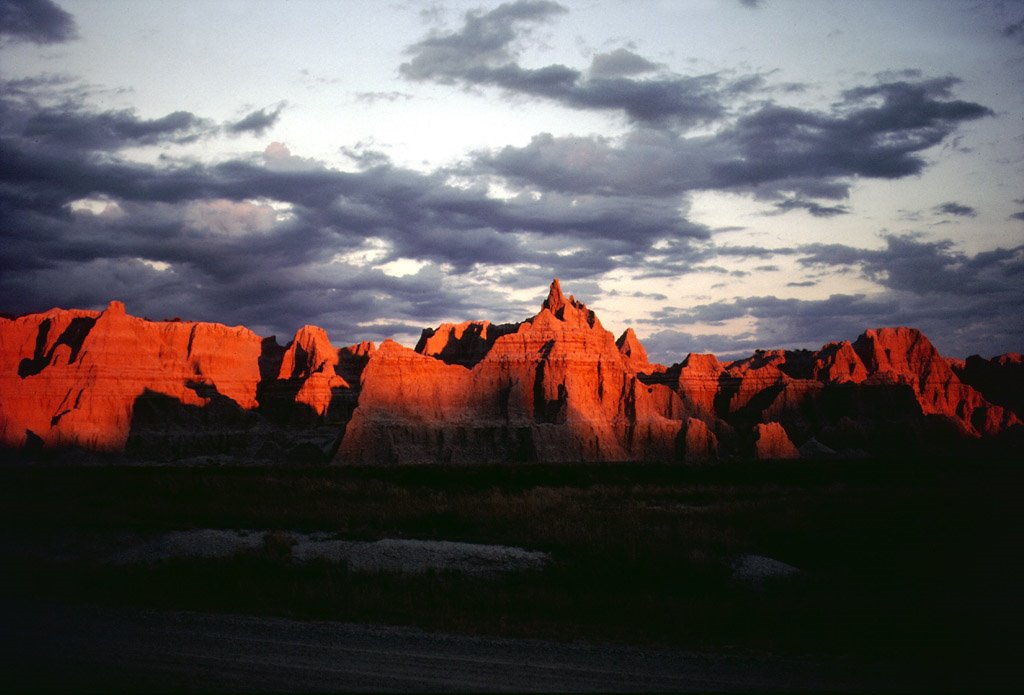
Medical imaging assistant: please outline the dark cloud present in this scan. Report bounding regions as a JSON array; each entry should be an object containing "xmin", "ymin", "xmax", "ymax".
[
  {"xmin": 588, "ymin": 48, "xmax": 659, "ymax": 78},
  {"xmin": 738, "ymin": 0, "xmax": 764, "ymax": 8},
  {"xmin": 0, "ymin": 81, "xmax": 215, "ymax": 150},
  {"xmin": 640, "ymin": 283, "xmax": 1022, "ymax": 361},
  {"xmin": 400, "ymin": 0, "xmax": 567, "ymax": 80},
  {"xmin": 400, "ymin": 0, "xmax": 734, "ymax": 126},
  {"xmin": 21, "ymin": 107, "xmax": 213, "ymax": 149},
  {"xmin": 716, "ymin": 78, "xmax": 991, "ymax": 185},
  {"xmin": 0, "ymin": 76, "xmax": 714, "ymax": 342},
  {"xmin": 772, "ymin": 199, "xmax": 849, "ymax": 217},
  {"xmin": 476, "ymin": 77, "xmax": 990, "ymax": 207},
  {"xmin": 934, "ymin": 201, "xmax": 976, "ymax": 217},
  {"xmin": 628, "ymin": 234, "xmax": 1024, "ymax": 362},
  {"xmin": 644, "ymin": 293, "xmax": 899, "ymax": 355},
  {"xmin": 798, "ymin": 234, "xmax": 1024, "ymax": 298},
  {"xmin": 227, "ymin": 103, "xmax": 286, "ymax": 136},
  {"xmin": 0, "ymin": 0, "xmax": 76, "ymax": 44},
  {"xmin": 1012, "ymin": 211, "xmax": 1024, "ymax": 221}
]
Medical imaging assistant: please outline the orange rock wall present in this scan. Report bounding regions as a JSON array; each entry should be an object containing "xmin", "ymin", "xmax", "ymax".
[{"xmin": 1, "ymin": 281, "xmax": 1019, "ymax": 463}]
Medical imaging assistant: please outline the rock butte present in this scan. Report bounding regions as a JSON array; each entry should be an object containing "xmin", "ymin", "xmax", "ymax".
[{"xmin": 0, "ymin": 280, "xmax": 1020, "ymax": 463}]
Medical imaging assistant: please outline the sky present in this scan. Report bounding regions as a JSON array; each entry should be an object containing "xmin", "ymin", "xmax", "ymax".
[{"xmin": 1, "ymin": 0, "xmax": 1022, "ymax": 361}]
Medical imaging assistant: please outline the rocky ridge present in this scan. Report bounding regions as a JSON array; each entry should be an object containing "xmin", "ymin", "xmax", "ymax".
[{"xmin": 1, "ymin": 280, "xmax": 1020, "ymax": 463}]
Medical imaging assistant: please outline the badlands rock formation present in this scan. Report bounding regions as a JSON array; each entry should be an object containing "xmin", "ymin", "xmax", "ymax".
[
  {"xmin": 0, "ymin": 279, "xmax": 1020, "ymax": 463},
  {"xmin": 0, "ymin": 301, "xmax": 373, "ymax": 460}
]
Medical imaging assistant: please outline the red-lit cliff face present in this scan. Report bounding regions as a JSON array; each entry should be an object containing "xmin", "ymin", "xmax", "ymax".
[
  {"xmin": 338, "ymin": 281, "xmax": 1019, "ymax": 463},
  {"xmin": 1, "ymin": 280, "xmax": 1019, "ymax": 463},
  {"xmin": 851, "ymin": 328, "xmax": 1018, "ymax": 436},
  {"xmin": 0, "ymin": 302, "xmax": 372, "ymax": 458},
  {"xmin": 415, "ymin": 320, "xmax": 518, "ymax": 367},
  {"xmin": 0, "ymin": 301, "xmax": 264, "ymax": 452},
  {"xmin": 339, "ymin": 280, "xmax": 689, "ymax": 464}
]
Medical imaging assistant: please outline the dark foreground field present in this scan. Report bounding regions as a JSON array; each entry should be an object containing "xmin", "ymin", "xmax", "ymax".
[{"xmin": 2, "ymin": 457, "xmax": 1022, "ymax": 690}]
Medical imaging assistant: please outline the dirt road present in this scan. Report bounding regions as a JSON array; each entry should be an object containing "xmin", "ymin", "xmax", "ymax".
[{"xmin": 2, "ymin": 600, "xmax": 897, "ymax": 692}]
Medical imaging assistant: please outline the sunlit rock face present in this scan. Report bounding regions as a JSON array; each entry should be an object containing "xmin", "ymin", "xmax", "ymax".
[
  {"xmin": 0, "ymin": 303, "xmax": 372, "ymax": 459},
  {"xmin": 0, "ymin": 301, "xmax": 263, "ymax": 452},
  {"xmin": 339, "ymin": 280, "xmax": 684, "ymax": 464},
  {"xmin": 0, "ymin": 279, "xmax": 1019, "ymax": 463},
  {"xmin": 415, "ymin": 320, "xmax": 518, "ymax": 368},
  {"xmin": 851, "ymin": 328, "xmax": 1019, "ymax": 437},
  {"xmin": 753, "ymin": 422, "xmax": 800, "ymax": 460}
]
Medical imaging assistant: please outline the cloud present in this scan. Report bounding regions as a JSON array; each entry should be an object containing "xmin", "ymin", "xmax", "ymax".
[
  {"xmin": 0, "ymin": 76, "xmax": 718, "ymax": 341},
  {"xmin": 226, "ymin": 103, "xmax": 286, "ymax": 136},
  {"xmin": 772, "ymin": 199, "xmax": 850, "ymax": 217},
  {"xmin": 354, "ymin": 91, "xmax": 414, "ymax": 103},
  {"xmin": 400, "ymin": 0, "xmax": 567, "ymax": 81},
  {"xmin": 400, "ymin": 0, "xmax": 735, "ymax": 126},
  {"xmin": 717, "ymin": 78, "xmax": 991, "ymax": 184},
  {"xmin": 798, "ymin": 234, "xmax": 1024, "ymax": 298},
  {"xmin": 626, "ymin": 234, "xmax": 1024, "ymax": 361},
  {"xmin": 0, "ymin": 0, "xmax": 76, "ymax": 44},
  {"xmin": 21, "ymin": 107, "xmax": 213, "ymax": 149},
  {"xmin": 1, "ymin": 80, "xmax": 215, "ymax": 149},
  {"xmin": 588, "ymin": 48, "xmax": 659, "ymax": 78},
  {"xmin": 0, "ymin": 7, "xmax": 1017, "ymax": 360},
  {"xmin": 934, "ymin": 201, "xmax": 976, "ymax": 217},
  {"xmin": 476, "ymin": 77, "xmax": 991, "ymax": 206}
]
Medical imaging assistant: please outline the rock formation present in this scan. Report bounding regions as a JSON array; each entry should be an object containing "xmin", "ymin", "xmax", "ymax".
[
  {"xmin": 338, "ymin": 281, "xmax": 683, "ymax": 464},
  {"xmin": 951, "ymin": 352, "xmax": 1024, "ymax": 419},
  {"xmin": 0, "ymin": 302, "xmax": 372, "ymax": 460},
  {"xmin": 753, "ymin": 422, "xmax": 800, "ymax": 460},
  {"xmin": 0, "ymin": 279, "xmax": 1019, "ymax": 464}
]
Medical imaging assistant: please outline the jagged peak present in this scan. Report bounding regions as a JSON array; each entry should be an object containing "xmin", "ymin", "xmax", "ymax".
[
  {"xmin": 537, "ymin": 278, "xmax": 599, "ymax": 328},
  {"xmin": 616, "ymin": 328, "xmax": 651, "ymax": 371},
  {"xmin": 104, "ymin": 300, "xmax": 127, "ymax": 317},
  {"xmin": 342, "ymin": 340, "xmax": 376, "ymax": 357},
  {"xmin": 542, "ymin": 278, "xmax": 566, "ymax": 312}
]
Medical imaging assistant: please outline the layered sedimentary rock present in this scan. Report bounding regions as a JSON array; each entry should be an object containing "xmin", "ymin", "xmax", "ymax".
[
  {"xmin": 0, "ymin": 301, "xmax": 264, "ymax": 452},
  {"xmin": 753, "ymin": 422, "xmax": 800, "ymax": 460},
  {"xmin": 850, "ymin": 328, "xmax": 1018, "ymax": 436},
  {"xmin": 415, "ymin": 321, "xmax": 518, "ymax": 367},
  {"xmin": 0, "ymin": 302, "xmax": 371, "ymax": 459},
  {"xmin": 339, "ymin": 280, "xmax": 683, "ymax": 464},
  {"xmin": 1, "ymin": 279, "xmax": 1019, "ymax": 463}
]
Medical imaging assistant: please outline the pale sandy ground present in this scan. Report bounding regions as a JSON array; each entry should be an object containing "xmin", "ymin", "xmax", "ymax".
[{"xmin": 2, "ymin": 601, "xmax": 900, "ymax": 692}]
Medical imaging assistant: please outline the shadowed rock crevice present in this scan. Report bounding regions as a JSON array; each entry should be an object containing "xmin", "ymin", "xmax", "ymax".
[
  {"xmin": 18, "ymin": 316, "xmax": 96, "ymax": 378},
  {"xmin": 416, "ymin": 322, "xmax": 518, "ymax": 368}
]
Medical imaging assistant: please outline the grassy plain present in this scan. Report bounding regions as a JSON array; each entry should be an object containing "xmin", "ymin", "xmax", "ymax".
[{"xmin": 2, "ymin": 457, "xmax": 1021, "ymax": 683}]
